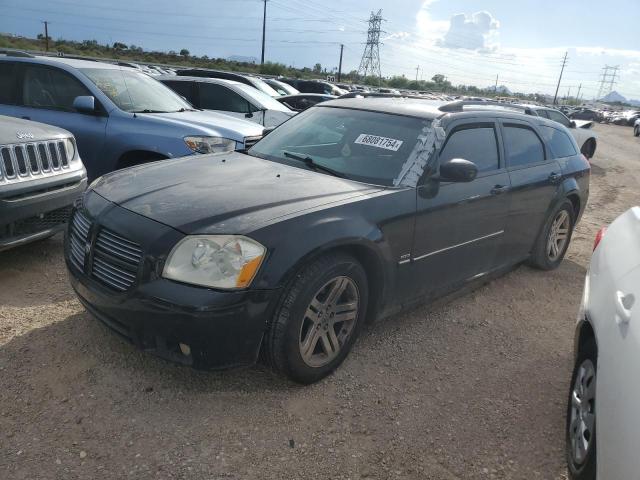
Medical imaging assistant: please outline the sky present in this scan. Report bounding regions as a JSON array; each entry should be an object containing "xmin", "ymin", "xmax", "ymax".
[{"xmin": 1, "ymin": 0, "xmax": 640, "ymax": 99}]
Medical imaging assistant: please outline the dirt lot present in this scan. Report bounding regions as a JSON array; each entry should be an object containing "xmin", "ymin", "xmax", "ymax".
[{"xmin": 1, "ymin": 124, "xmax": 638, "ymax": 479}]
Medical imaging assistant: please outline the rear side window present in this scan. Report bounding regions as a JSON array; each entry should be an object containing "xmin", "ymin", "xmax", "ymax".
[
  {"xmin": 0, "ymin": 63, "xmax": 15, "ymax": 104},
  {"xmin": 540, "ymin": 126, "xmax": 576, "ymax": 158},
  {"xmin": 199, "ymin": 83, "xmax": 250, "ymax": 113},
  {"xmin": 22, "ymin": 66, "xmax": 90, "ymax": 111},
  {"xmin": 163, "ymin": 81, "xmax": 194, "ymax": 103},
  {"xmin": 503, "ymin": 125, "xmax": 545, "ymax": 167},
  {"xmin": 545, "ymin": 110, "xmax": 572, "ymax": 128},
  {"xmin": 440, "ymin": 126, "xmax": 499, "ymax": 173}
]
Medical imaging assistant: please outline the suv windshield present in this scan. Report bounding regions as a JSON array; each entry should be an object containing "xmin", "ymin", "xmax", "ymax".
[
  {"xmin": 248, "ymin": 77, "xmax": 280, "ymax": 97},
  {"xmin": 248, "ymin": 106, "xmax": 430, "ymax": 186},
  {"xmin": 81, "ymin": 68, "xmax": 191, "ymax": 113}
]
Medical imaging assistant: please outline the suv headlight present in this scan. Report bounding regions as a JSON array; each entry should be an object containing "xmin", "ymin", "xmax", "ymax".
[
  {"xmin": 184, "ymin": 136, "xmax": 236, "ymax": 154},
  {"xmin": 163, "ymin": 235, "xmax": 266, "ymax": 289}
]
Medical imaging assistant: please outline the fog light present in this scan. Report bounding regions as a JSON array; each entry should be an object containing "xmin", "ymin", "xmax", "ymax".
[{"xmin": 179, "ymin": 343, "xmax": 191, "ymax": 356}]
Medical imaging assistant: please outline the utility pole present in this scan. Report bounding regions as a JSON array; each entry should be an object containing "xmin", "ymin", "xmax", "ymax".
[
  {"xmin": 566, "ymin": 86, "xmax": 571, "ymax": 105},
  {"xmin": 494, "ymin": 74, "xmax": 499, "ymax": 93},
  {"xmin": 260, "ymin": 0, "xmax": 267, "ymax": 65},
  {"xmin": 337, "ymin": 44, "xmax": 344, "ymax": 82},
  {"xmin": 42, "ymin": 21, "xmax": 49, "ymax": 52},
  {"xmin": 553, "ymin": 51, "xmax": 568, "ymax": 105},
  {"xmin": 576, "ymin": 83, "xmax": 582, "ymax": 103},
  {"xmin": 415, "ymin": 65, "xmax": 420, "ymax": 82}
]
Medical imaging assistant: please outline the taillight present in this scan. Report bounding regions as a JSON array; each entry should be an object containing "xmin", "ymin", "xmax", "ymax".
[{"xmin": 593, "ymin": 227, "xmax": 606, "ymax": 251}]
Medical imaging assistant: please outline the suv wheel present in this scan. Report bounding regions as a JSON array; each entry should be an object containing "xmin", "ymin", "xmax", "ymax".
[
  {"xmin": 263, "ymin": 253, "xmax": 368, "ymax": 384},
  {"xmin": 528, "ymin": 200, "xmax": 575, "ymax": 270},
  {"xmin": 634, "ymin": 125, "xmax": 640, "ymax": 137},
  {"xmin": 566, "ymin": 339, "xmax": 597, "ymax": 480}
]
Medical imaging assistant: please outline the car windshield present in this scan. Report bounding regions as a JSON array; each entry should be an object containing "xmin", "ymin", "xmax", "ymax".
[
  {"xmin": 268, "ymin": 80, "xmax": 299, "ymax": 95},
  {"xmin": 248, "ymin": 77, "xmax": 281, "ymax": 97},
  {"xmin": 235, "ymin": 84, "xmax": 292, "ymax": 112},
  {"xmin": 248, "ymin": 106, "xmax": 431, "ymax": 186},
  {"xmin": 80, "ymin": 68, "xmax": 192, "ymax": 113}
]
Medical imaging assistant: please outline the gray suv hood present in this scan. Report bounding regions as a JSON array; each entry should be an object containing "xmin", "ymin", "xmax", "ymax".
[{"xmin": 0, "ymin": 115, "xmax": 72, "ymax": 143}]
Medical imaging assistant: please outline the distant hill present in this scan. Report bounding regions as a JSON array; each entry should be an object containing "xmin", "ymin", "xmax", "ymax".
[{"xmin": 600, "ymin": 91, "xmax": 627, "ymax": 103}]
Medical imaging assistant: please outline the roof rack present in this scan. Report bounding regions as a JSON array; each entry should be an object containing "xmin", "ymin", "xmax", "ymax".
[
  {"xmin": 339, "ymin": 91, "xmax": 439, "ymax": 101},
  {"xmin": 0, "ymin": 49, "xmax": 35, "ymax": 58},
  {"xmin": 439, "ymin": 100, "xmax": 533, "ymax": 114}
]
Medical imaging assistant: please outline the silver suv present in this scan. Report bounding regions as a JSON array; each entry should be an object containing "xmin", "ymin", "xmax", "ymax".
[{"xmin": 0, "ymin": 115, "xmax": 87, "ymax": 251}]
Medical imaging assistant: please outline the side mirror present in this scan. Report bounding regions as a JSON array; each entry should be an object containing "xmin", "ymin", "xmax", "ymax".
[
  {"xmin": 570, "ymin": 120, "xmax": 577, "ymax": 128},
  {"xmin": 439, "ymin": 158, "xmax": 478, "ymax": 183},
  {"xmin": 73, "ymin": 96, "xmax": 96, "ymax": 114},
  {"xmin": 245, "ymin": 112, "xmax": 254, "ymax": 118}
]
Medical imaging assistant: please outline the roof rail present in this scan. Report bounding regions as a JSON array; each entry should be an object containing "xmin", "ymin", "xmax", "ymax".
[
  {"xmin": 339, "ymin": 91, "xmax": 438, "ymax": 101},
  {"xmin": 439, "ymin": 100, "xmax": 532, "ymax": 114},
  {"xmin": 0, "ymin": 49, "xmax": 35, "ymax": 58}
]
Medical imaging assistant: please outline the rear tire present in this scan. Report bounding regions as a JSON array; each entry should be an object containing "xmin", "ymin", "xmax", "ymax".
[
  {"xmin": 634, "ymin": 125, "xmax": 640, "ymax": 137},
  {"xmin": 527, "ymin": 200, "xmax": 575, "ymax": 270},
  {"xmin": 263, "ymin": 253, "xmax": 368, "ymax": 384},
  {"xmin": 566, "ymin": 339, "xmax": 597, "ymax": 480}
]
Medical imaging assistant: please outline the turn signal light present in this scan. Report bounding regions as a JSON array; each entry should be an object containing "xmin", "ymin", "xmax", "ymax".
[{"xmin": 593, "ymin": 227, "xmax": 606, "ymax": 251}]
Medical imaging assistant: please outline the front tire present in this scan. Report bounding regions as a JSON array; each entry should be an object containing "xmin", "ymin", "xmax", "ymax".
[
  {"xmin": 566, "ymin": 339, "xmax": 597, "ymax": 480},
  {"xmin": 263, "ymin": 253, "xmax": 369, "ymax": 384},
  {"xmin": 528, "ymin": 200, "xmax": 575, "ymax": 270},
  {"xmin": 634, "ymin": 125, "xmax": 640, "ymax": 137}
]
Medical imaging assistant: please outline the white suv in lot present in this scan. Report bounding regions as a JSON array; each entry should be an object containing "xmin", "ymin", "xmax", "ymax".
[{"xmin": 567, "ymin": 207, "xmax": 640, "ymax": 480}]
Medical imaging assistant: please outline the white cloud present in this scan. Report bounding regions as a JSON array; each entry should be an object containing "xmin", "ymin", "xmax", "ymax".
[
  {"xmin": 383, "ymin": 31, "xmax": 410, "ymax": 42},
  {"xmin": 437, "ymin": 11, "xmax": 500, "ymax": 51}
]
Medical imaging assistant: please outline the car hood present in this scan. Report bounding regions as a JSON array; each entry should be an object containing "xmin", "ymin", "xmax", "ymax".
[
  {"xmin": 573, "ymin": 119, "xmax": 593, "ymax": 129},
  {"xmin": 92, "ymin": 152, "xmax": 383, "ymax": 234},
  {"xmin": 0, "ymin": 115, "xmax": 72, "ymax": 142},
  {"xmin": 139, "ymin": 110, "xmax": 264, "ymax": 141}
]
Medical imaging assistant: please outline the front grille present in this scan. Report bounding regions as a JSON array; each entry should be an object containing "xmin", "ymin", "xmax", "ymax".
[
  {"xmin": 243, "ymin": 135, "xmax": 262, "ymax": 150},
  {"xmin": 68, "ymin": 210, "xmax": 91, "ymax": 271},
  {"xmin": 92, "ymin": 228, "xmax": 142, "ymax": 292},
  {"xmin": 68, "ymin": 210, "xmax": 144, "ymax": 292},
  {"xmin": 0, "ymin": 140, "xmax": 70, "ymax": 181}
]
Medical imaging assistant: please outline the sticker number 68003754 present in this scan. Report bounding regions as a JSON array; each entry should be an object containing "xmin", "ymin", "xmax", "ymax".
[{"xmin": 354, "ymin": 134, "xmax": 403, "ymax": 152}]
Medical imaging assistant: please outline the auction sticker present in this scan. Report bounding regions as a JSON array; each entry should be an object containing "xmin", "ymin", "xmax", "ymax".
[{"xmin": 354, "ymin": 134, "xmax": 403, "ymax": 152}]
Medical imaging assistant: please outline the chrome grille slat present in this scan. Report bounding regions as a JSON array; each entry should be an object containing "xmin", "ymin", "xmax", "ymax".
[
  {"xmin": 58, "ymin": 141, "xmax": 69, "ymax": 167},
  {"xmin": 98, "ymin": 229, "xmax": 143, "ymax": 256},
  {"xmin": 95, "ymin": 238, "xmax": 142, "ymax": 263},
  {"xmin": 0, "ymin": 140, "xmax": 74, "ymax": 184},
  {"xmin": 93, "ymin": 257, "xmax": 136, "ymax": 283}
]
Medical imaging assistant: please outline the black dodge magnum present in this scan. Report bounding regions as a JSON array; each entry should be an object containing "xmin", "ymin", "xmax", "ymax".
[{"xmin": 65, "ymin": 97, "xmax": 590, "ymax": 383}]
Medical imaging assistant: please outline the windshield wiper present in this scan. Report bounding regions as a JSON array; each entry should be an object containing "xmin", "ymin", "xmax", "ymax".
[
  {"xmin": 131, "ymin": 109, "xmax": 170, "ymax": 113},
  {"xmin": 282, "ymin": 151, "xmax": 345, "ymax": 178},
  {"xmin": 175, "ymin": 107, "xmax": 199, "ymax": 112}
]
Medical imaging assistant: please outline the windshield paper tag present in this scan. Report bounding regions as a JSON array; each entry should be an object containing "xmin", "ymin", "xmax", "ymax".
[{"xmin": 354, "ymin": 134, "xmax": 403, "ymax": 152}]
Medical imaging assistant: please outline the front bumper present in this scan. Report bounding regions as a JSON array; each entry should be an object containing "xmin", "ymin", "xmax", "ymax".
[
  {"xmin": 64, "ymin": 192, "xmax": 279, "ymax": 369},
  {"xmin": 0, "ymin": 170, "xmax": 87, "ymax": 251}
]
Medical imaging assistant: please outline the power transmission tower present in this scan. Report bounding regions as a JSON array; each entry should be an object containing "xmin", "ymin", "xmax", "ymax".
[
  {"xmin": 415, "ymin": 65, "xmax": 420, "ymax": 82},
  {"xmin": 553, "ymin": 51, "xmax": 568, "ymax": 105},
  {"xmin": 596, "ymin": 65, "xmax": 619, "ymax": 100},
  {"xmin": 357, "ymin": 9, "xmax": 384, "ymax": 85}
]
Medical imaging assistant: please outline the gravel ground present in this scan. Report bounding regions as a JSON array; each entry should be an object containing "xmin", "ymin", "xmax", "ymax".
[{"xmin": 1, "ymin": 124, "xmax": 639, "ymax": 480}]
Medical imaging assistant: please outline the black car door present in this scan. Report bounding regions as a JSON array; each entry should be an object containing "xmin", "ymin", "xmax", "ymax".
[
  {"xmin": 408, "ymin": 119, "xmax": 511, "ymax": 300},
  {"xmin": 499, "ymin": 119, "xmax": 563, "ymax": 261}
]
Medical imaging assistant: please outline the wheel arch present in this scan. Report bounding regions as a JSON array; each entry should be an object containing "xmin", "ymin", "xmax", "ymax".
[{"xmin": 574, "ymin": 317, "xmax": 597, "ymax": 360}]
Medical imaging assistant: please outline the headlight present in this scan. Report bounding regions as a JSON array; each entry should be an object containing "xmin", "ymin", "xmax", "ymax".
[
  {"xmin": 64, "ymin": 137, "xmax": 76, "ymax": 160},
  {"xmin": 163, "ymin": 235, "xmax": 266, "ymax": 289},
  {"xmin": 184, "ymin": 136, "xmax": 236, "ymax": 154}
]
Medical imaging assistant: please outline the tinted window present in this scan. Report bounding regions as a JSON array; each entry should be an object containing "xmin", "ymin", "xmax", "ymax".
[
  {"xmin": 545, "ymin": 109, "xmax": 572, "ymax": 128},
  {"xmin": 199, "ymin": 83, "xmax": 250, "ymax": 113},
  {"xmin": 535, "ymin": 109, "xmax": 549, "ymax": 119},
  {"xmin": 22, "ymin": 66, "xmax": 90, "ymax": 111},
  {"xmin": 440, "ymin": 126, "xmax": 499, "ymax": 173},
  {"xmin": 0, "ymin": 63, "xmax": 15, "ymax": 104},
  {"xmin": 163, "ymin": 80, "xmax": 194, "ymax": 103},
  {"xmin": 503, "ymin": 125, "xmax": 545, "ymax": 167},
  {"xmin": 540, "ymin": 126, "xmax": 577, "ymax": 158}
]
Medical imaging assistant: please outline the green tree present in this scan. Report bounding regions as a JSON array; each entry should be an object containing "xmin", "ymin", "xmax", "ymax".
[
  {"xmin": 179, "ymin": 49, "xmax": 190, "ymax": 57},
  {"xmin": 313, "ymin": 63, "xmax": 322, "ymax": 74}
]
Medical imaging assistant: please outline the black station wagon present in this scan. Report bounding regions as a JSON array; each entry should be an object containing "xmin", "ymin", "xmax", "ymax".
[{"xmin": 65, "ymin": 97, "xmax": 590, "ymax": 383}]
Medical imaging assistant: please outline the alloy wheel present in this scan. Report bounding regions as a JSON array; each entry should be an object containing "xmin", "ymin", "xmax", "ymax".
[
  {"xmin": 298, "ymin": 276, "xmax": 359, "ymax": 368},
  {"xmin": 547, "ymin": 210, "xmax": 570, "ymax": 261},
  {"xmin": 568, "ymin": 359, "xmax": 596, "ymax": 465}
]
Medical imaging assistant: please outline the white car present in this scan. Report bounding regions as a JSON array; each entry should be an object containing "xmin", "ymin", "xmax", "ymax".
[
  {"xmin": 567, "ymin": 207, "xmax": 640, "ymax": 479},
  {"xmin": 158, "ymin": 76, "xmax": 296, "ymax": 129}
]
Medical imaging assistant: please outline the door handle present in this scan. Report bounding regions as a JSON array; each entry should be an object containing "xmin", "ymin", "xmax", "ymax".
[
  {"xmin": 21, "ymin": 116, "xmax": 30, "ymax": 120},
  {"xmin": 548, "ymin": 172, "xmax": 562, "ymax": 183},
  {"xmin": 615, "ymin": 291, "xmax": 634, "ymax": 325},
  {"xmin": 490, "ymin": 184, "xmax": 509, "ymax": 195}
]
